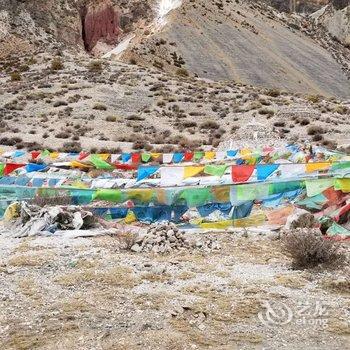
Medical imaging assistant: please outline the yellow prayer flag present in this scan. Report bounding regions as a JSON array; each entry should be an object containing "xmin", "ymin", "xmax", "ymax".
[
  {"xmin": 98, "ymin": 153, "xmax": 110, "ymax": 161},
  {"xmin": 70, "ymin": 161, "xmax": 92, "ymax": 169},
  {"xmin": 334, "ymin": 179, "xmax": 350, "ymax": 193},
  {"xmin": 199, "ymin": 220, "xmax": 233, "ymax": 229},
  {"xmin": 124, "ymin": 210, "xmax": 137, "ymax": 224},
  {"xmin": 204, "ymin": 151, "xmax": 215, "ymax": 160},
  {"xmin": 50, "ymin": 152, "xmax": 59, "ymax": 159},
  {"xmin": 305, "ymin": 162, "xmax": 330, "ymax": 173},
  {"xmin": 71, "ymin": 180, "xmax": 89, "ymax": 189},
  {"xmin": 184, "ymin": 166, "xmax": 204, "ymax": 178},
  {"xmin": 151, "ymin": 153, "xmax": 161, "ymax": 159},
  {"xmin": 240, "ymin": 148, "xmax": 252, "ymax": 160}
]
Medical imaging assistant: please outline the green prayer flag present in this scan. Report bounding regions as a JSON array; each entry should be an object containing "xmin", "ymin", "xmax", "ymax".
[
  {"xmin": 176, "ymin": 188, "xmax": 212, "ymax": 207},
  {"xmin": 90, "ymin": 155, "xmax": 113, "ymax": 170},
  {"xmin": 141, "ymin": 153, "xmax": 152, "ymax": 162},
  {"xmin": 306, "ymin": 178, "xmax": 334, "ymax": 197},
  {"xmin": 237, "ymin": 183, "xmax": 270, "ymax": 201},
  {"xmin": 269, "ymin": 181, "xmax": 303, "ymax": 195},
  {"xmin": 331, "ymin": 161, "xmax": 350, "ymax": 171},
  {"xmin": 327, "ymin": 222, "xmax": 350, "ymax": 237},
  {"xmin": 204, "ymin": 165, "xmax": 227, "ymax": 177},
  {"xmin": 0, "ymin": 163, "xmax": 4, "ymax": 176},
  {"xmin": 94, "ymin": 189, "xmax": 124, "ymax": 202},
  {"xmin": 194, "ymin": 152, "xmax": 204, "ymax": 161}
]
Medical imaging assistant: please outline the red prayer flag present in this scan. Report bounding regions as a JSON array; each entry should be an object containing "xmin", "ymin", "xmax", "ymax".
[
  {"xmin": 31, "ymin": 151, "xmax": 40, "ymax": 160},
  {"xmin": 4, "ymin": 163, "xmax": 25, "ymax": 175},
  {"xmin": 114, "ymin": 163, "xmax": 137, "ymax": 171},
  {"xmin": 132, "ymin": 153, "xmax": 141, "ymax": 163},
  {"xmin": 78, "ymin": 152, "xmax": 89, "ymax": 160},
  {"xmin": 184, "ymin": 152, "xmax": 194, "ymax": 161},
  {"xmin": 231, "ymin": 165, "xmax": 255, "ymax": 182},
  {"xmin": 323, "ymin": 188, "xmax": 344, "ymax": 205}
]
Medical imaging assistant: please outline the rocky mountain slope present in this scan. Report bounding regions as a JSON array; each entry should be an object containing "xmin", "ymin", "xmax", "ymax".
[
  {"xmin": 312, "ymin": 2, "xmax": 350, "ymax": 46},
  {"xmin": 1, "ymin": 0, "xmax": 349, "ymax": 97},
  {"xmin": 0, "ymin": 0, "xmax": 155, "ymax": 58},
  {"xmin": 0, "ymin": 52, "xmax": 349, "ymax": 154},
  {"xmin": 121, "ymin": 0, "xmax": 349, "ymax": 98}
]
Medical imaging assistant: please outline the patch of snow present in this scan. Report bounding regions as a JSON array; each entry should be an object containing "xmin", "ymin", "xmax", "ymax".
[
  {"xmin": 102, "ymin": 34, "xmax": 135, "ymax": 59},
  {"xmin": 156, "ymin": 0, "xmax": 183, "ymax": 27}
]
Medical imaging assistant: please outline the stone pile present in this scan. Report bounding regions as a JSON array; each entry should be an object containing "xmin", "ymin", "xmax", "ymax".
[
  {"xmin": 130, "ymin": 223, "xmax": 220, "ymax": 254},
  {"xmin": 131, "ymin": 223, "xmax": 190, "ymax": 254},
  {"xmin": 280, "ymin": 227, "xmax": 322, "ymax": 237}
]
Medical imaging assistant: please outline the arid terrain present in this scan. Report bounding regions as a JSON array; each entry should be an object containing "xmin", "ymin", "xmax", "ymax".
[
  {"xmin": 0, "ymin": 53, "xmax": 349, "ymax": 153},
  {"xmin": 0, "ymin": 227, "xmax": 349, "ymax": 350},
  {"xmin": 0, "ymin": 1, "xmax": 350, "ymax": 350}
]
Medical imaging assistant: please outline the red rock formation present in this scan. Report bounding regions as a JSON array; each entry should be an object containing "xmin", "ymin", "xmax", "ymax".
[{"xmin": 81, "ymin": 1, "xmax": 120, "ymax": 52}]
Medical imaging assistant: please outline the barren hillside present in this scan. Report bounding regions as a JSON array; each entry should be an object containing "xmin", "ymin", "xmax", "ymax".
[{"xmin": 122, "ymin": 0, "xmax": 350, "ymax": 97}]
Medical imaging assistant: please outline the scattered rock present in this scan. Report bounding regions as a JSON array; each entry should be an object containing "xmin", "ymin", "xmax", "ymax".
[
  {"xmin": 130, "ymin": 223, "xmax": 220, "ymax": 254},
  {"xmin": 285, "ymin": 208, "xmax": 316, "ymax": 229}
]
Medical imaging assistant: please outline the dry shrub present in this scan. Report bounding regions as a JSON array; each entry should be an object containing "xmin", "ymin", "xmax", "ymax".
[
  {"xmin": 266, "ymin": 88, "xmax": 280, "ymax": 97},
  {"xmin": 117, "ymin": 231, "xmax": 137, "ymax": 250},
  {"xmin": 306, "ymin": 94, "xmax": 321, "ymax": 103},
  {"xmin": 88, "ymin": 60, "xmax": 103, "ymax": 73},
  {"xmin": 175, "ymin": 68, "xmax": 189, "ymax": 77},
  {"xmin": 200, "ymin": 121, "xmax": 219, "ymax": 129},
  {"xmin": 307, "ymin": 125, "xmax": 324, "ymax": 135},
  {"xmin": 282, "ymin": 229, "xmax": 345, "ymax": 269},
  {"xmin": 51, "ymin": 57, "xmax": 64, "ymax": 71},
  {"xmin": 10, "ymin": 71, "xmax": 21, "ymax": 81}
]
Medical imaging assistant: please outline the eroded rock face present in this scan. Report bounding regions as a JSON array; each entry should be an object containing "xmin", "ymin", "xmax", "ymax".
[
  {"xmin": 81, "ymin": 1, "xmax": 120, "ymax": 52},
  {"xmin": 267, "ymin": 0, "xmax": 329, "ymax": 12},
  {"xmin": 332, "ymin": 0, "xmax": 349, "ymax": 10}
]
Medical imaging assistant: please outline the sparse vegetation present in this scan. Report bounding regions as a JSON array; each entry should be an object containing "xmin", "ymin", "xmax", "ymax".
[
  {"xmin": 307, "ymin": 125, "xmax": 325, "ymax": 135},
  {"xmin": 282, "ymin": 230, "xmax": 345, "ymax": 269},
  {"xmin": 51, "ymin": 57, "xmax": 64, "ymax": 71},
  {"xmin": 266, "ymin": 88, "xmax": 280, "ymax": 97},
  {"xmin": 88, "ymin": 60, "xmax": 103, "ymax": 73},
  {"xmin": 176, "ymin": 68, "xmax": 189, "ymax": 77},
  {"xmin": 10, "ymin": 71, "xmax": 21, "ymax": 82},
  {"xmin": 200, "ymin": 121, "xmax": 220, "ymax": 129},
  {"xmin": 93, "ymin": 103, "xmax": 107, "ymax": 111},
  {"xmin": 106, "ymin": 116, "xmax": 117, "ymax": 122}
]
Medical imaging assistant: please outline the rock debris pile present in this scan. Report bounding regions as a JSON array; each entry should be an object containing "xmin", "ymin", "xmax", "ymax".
[{"xmin": 131, "ymin": 222, "xmax": 220, "ymax": 254}]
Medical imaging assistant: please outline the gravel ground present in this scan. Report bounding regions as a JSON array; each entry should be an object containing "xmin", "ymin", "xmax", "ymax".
[{"xmin": 0, "ymin": 224, "xmax": 349, "ymax": 350}]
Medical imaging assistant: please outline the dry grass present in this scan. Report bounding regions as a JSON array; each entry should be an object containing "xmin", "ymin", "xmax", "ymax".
[
  {"xmin": 8, "ymin": 251, "xmax": 55, "ymax": 267},
  {"xmin": 327, "ymin": 319, "xmax": 350, "ymax": 335},
  {"xmin": 141, "ymin": 272, "xmax": 172, "ymax": 282},
  {"xmin": 16, "ymin": 277, "xmax": 43, "ymax": 302},
  {"xmin": 54, "ymin": 266, "xmax": 140, "ymax": 288},
  {"xmin": 176, "ymin": 271, "xmax": 196, "ymax": 280},
  {"xmin": 322, "ymin": 276, "xmax": 350, "ymax": 294},
  {"xmin": 275, "ymin": 274, "xmax": 307, "ymax": 289},
  {"xmin": 133, "ymin": 292, "xmax": 171, "ymax": 310}
]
